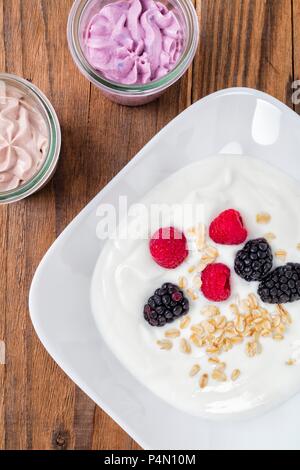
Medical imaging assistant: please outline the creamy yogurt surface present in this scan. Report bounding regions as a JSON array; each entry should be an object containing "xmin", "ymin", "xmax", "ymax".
[
  {"xmin": 84, "ymin": 0, "xmax": 183, "ymax": 84},
  {"xmin": 91, "ymin": 155, "xmax": 300, "ymax": 419}
]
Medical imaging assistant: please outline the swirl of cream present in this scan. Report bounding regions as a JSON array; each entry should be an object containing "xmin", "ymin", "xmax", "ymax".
[
  {"xmin": 84, "ymin": 0, "xmax": 184, "ymax": 85},
  {"xmin": 0, "ymin": 81, "xmax": 49, "ymax": 191}
]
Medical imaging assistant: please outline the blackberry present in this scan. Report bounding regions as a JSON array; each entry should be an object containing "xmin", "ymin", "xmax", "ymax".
[
  {"xmin": 258, "ymin": 263, "xmax": 300, "ymax": 304},
  {"xmin": 234, "ymin": 238, "xmax": 273, "ymax": 282},
  {"xmin": 143, "ymin": 282, "xmax": 189, "ymax": 327}
]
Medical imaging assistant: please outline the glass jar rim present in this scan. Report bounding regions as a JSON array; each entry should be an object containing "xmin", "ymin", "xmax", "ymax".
[
  {"xmin": 0, "ymin": 73, "xmax": 61, "ymax": 204},
  {"xmin": 68, "ymin": 0, "xmax": 199, "ymax": 95}
]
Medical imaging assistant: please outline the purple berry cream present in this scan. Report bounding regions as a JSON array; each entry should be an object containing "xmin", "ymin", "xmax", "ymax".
[
  {"xmin": 84, "ymin": 0, "xmax": 183, "ymax": 85},
  {"xmin": 67, "ymin": 0, "xmax": 199, "ymax": 105}
]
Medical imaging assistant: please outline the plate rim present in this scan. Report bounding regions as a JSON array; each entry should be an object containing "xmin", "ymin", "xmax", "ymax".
[{"xmin": 29, "ymin": 86, "xmax": 300, "ymax": 450}]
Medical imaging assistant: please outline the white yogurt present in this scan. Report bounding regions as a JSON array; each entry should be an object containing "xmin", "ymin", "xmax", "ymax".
[{"xmin": 91, "ymin": 155, "xmax": 300, "ymax": 419}]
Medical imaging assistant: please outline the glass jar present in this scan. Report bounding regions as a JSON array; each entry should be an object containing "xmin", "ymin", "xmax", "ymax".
[
  {"xmin": 67, "ymin": 0, "xmax": 199, "ymax": 106},
  {"xmin": 0, "ymin": 73, "xmax": 61, "ymax": 204}
]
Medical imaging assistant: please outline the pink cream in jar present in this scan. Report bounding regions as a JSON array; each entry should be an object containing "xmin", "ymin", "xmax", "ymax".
[
  {"xmin": 84, "ymin": 0, "xmax": 184, "ymax": 85},
  {"xmin": 68, "ymin": 0, "xmax": 199, "ymax": 105},
  {"xmin": 0, "ymin": 74, "xmax": 61, "ymax": 204}
]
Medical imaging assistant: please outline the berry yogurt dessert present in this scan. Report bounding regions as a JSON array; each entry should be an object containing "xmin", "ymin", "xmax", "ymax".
[
  {"xmin": 91, "ymin": 155, "xmax": 300, "ymax": 419},
  {"xmin": 84, "ymin": 0, "xmax": 184, "ymax": 85},
  {"xmin": 68, "ymin": 0, "xmax": 199, "ymax": 105}
]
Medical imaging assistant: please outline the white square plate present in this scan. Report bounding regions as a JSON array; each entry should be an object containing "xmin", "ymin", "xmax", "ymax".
[{"xmin": 29, "ymin": 88, "xmax": 300, "ymax": 450}]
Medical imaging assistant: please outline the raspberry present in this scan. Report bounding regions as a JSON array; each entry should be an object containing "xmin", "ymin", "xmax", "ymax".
[
  {"xmin": 209, "ymin": 209, "xmax": 248, "ymax": 245},
  {"xmin": 149, "ymin": 226, "xmax": 188, "ymax": 269},
  {"xmin": 201, "ymin": 263, "xmax": 231, "ymax": 302},
  {"xmin": 144, "ymin": 283, "xmax": 190, "ymax": 327}
]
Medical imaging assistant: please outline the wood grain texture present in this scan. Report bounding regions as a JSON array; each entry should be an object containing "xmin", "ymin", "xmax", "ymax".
[
  {"xmin": 0, "ymin": 0, "xmax": 297, "ymax": 450},
  {"xmin": 194, "ymin": 0, "xmax": 293, "ymax": 103}
]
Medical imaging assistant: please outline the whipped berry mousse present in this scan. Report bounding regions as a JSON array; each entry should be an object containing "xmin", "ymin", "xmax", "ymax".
[
  {"xmin": 91, "ymin": 155, "xmax": 300, "ymax": 419},
  {"xmin": 83, "ymin": 0, "xmax": 183, "ymax": 84}
]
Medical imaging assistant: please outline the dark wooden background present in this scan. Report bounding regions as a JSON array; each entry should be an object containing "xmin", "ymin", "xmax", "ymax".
[{"xmin": 0, "ymin": 0, "xmax": 299, "ymax": 450}]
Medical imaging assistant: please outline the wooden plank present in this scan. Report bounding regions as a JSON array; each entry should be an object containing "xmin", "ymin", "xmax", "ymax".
[
  {"xmin": 0, "ymin": 0, "xmax": 28, "ymax": 450},
  {"xmin": 22, "ymin": 0, "xmax": 88, "ymax": 450},
  {"xmin": 0, "ymin": 0, "xmax": 6, "ymax": 451},
  {"xmin": 0, "ymin": 0, "xmax": 79, "ymax": 450},
  {"xmin": 193, "ymin": 0, "xmax": 293, "ymax": 104}
]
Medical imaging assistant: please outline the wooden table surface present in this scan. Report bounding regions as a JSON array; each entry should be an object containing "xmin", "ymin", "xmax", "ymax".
[{"xmin": 0, "ymin": 0, "xmax": 299, "ymax": 450}]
